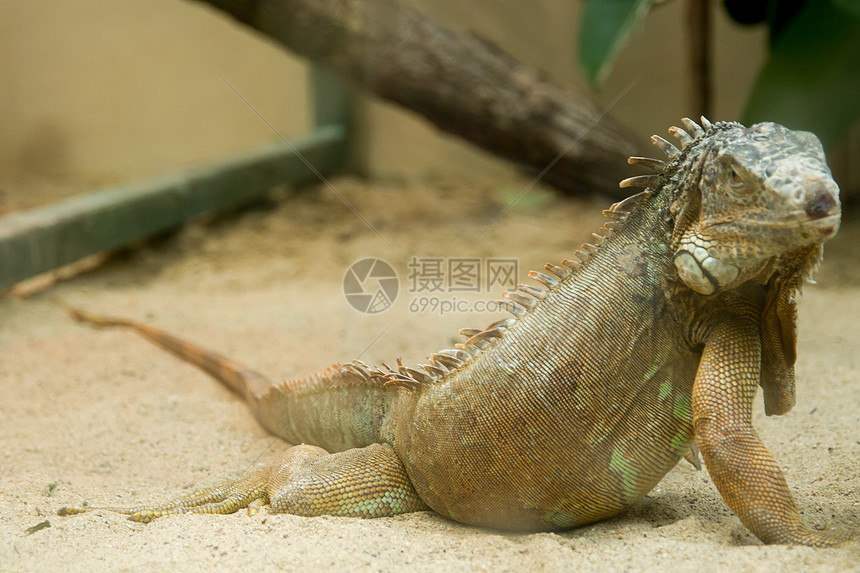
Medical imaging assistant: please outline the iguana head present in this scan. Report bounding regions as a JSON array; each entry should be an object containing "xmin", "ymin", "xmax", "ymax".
[
  {"xmin": 623, "ymin": 118, "xmax": 841, "ymax": 415},
  {"xmin": 645, "ymin": 119, "xmax": 841, "ymax": 295}
]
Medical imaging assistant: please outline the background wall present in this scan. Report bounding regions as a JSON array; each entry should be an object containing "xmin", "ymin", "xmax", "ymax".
[
  {"xmin": 1, "ymin": 0, "xmax": 311, "ymax": 213},
  {"xmin": 1, "ymin": 0, "xmax": 856, "ymax": 215}
]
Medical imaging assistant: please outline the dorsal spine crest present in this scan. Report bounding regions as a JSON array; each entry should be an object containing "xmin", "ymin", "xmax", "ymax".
[{"xmin": 356, "ymin": 118, "xmax": 720, "ymax": 392}]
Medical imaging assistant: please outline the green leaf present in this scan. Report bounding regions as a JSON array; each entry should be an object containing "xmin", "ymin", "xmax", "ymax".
[
  {"xmin": 743, "ymin": 1, "xmax": 860, "ymax": 151},
  {"xmin": 833, "ymin": 0, "xmax": 860, "ymax": 18},
  {"xmin": 579, "ymin": 0, "xmax": 653, "ymax": 85}
]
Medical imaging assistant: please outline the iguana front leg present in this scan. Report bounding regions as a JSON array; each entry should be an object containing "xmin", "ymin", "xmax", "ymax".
[
  {"xmin": 692, "ymin": 319, "xmax": 843, "ymax": 547},
  {"xmin": 59, "ymin": 443, "xmax": 427, "ymax": 522}
]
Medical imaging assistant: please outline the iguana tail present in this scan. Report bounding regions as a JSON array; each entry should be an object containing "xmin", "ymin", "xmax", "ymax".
[
  {"xmin": 65, "ymin": 306, "xmax": 270, "ymax": 401},
  {"xmin": 62, "ymin": 304, "xmax": 395, "ymax": 452}
]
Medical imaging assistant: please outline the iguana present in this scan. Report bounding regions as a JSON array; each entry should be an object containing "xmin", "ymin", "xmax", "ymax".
[{"xmin": 58, "ymin": 118, "xmax": 845, "ymax": 547}]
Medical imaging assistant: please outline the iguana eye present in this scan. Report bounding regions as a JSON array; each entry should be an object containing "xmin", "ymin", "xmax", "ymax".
[
  {"xmin": 725, "ymin": 163, "xmax": 753, "ymax": 195},
  {"xmin": 730, "ymin": 168, "xmax": 744, "ymax": 187}
]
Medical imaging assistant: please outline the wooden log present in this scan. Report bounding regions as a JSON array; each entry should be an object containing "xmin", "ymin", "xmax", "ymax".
[{"xmin": 193, "ymin": 0, "xmax": 639, "ymax": 196}]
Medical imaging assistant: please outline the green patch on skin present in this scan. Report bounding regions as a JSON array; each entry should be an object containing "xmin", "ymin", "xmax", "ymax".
[
  {"xmin": 673, "ymin": 393, "xmax": 692, "ymax": 421},
  {"xmin": 545, "ymin": 504, "xmax": 579, "ymax": 528},
  {"xmin": 658, "ymin": 381, "xmax": 672, "ymax": 401},
  {"xmin": 589, "ymin": 420, "xmax": 613, "ymax": 444},
  {"xmin": 669, "ymin": 431, "xmax": 691, "ymax": 457},
  {"xmin": 645, "ymin": 363, "xmax": 661, "ymax": 381},
  {"xmin": 352, "ymin": 489, "xmax": 418, "ymax": 517},
  {"xmin": 609, "ymin": 447, "xmax": 639, "ymax": 504}
]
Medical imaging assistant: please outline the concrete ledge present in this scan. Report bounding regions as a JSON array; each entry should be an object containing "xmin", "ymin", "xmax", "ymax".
[{"xmin": 0, "ymin": 125, "xmax": 346, "ymax": 290}]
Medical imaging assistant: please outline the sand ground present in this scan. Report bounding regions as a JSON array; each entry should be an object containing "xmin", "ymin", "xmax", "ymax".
[{"xmin": 0, "ymin": 177, "xmax": 857, "ymax": 572}]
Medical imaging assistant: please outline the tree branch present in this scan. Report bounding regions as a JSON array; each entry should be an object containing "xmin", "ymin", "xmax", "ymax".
[{"xmin": 192, "ymin": 0, "xmax": 639, "ymax": 196}]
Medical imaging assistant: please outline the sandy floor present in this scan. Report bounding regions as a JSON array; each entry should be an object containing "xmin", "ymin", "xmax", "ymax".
[{"xmin": 0, "ymin": 177, "xmax": 857, "ymax": 572}]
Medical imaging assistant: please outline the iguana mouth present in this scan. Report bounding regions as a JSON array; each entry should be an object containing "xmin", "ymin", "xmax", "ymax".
[
  {"xmin": 800, "ymin": 213, "xmax": 840, "ymax": 229},
  {"xmin": 705, "ymin": 213, "xmax": 840, "ymax": 232},
  {"xmin": 756, "ymin": 213, "xmax": 839, "ymax": 230}
]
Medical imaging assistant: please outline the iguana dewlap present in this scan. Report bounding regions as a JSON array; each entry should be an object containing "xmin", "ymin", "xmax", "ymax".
[{"xmin": 58, "ymin": 118, "xmax": 846, "ymax": 547}]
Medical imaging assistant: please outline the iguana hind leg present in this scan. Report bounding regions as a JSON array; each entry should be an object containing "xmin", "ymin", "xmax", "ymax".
[
  {"xmin": 59, "ymin": 443, "xmax": 427, "ymax": 522},
  {"xmin": 58, "ymin": 464, "xmax": 271, "ymax": 522},
  {"xmin": 58, "ymin": 307, "xmax": 425, "ymax": 522},
  {"xmin": 266, "ymin": 443, "xmax": 428, "ymax": 517}
]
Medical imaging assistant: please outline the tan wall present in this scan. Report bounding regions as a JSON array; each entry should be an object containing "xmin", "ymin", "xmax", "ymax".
[
  {"xmin": 1, "ymin": 0, "xmax": 855, "ymax": 213},
  {"xmin": 1, "ymin": 0, "xmax": 310, "ymax": 212}
]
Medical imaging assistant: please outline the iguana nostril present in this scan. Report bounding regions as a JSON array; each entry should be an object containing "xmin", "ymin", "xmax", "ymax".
[{"xmin": 805, "ymin": 192, "xmax": 837, "ymax": 219}]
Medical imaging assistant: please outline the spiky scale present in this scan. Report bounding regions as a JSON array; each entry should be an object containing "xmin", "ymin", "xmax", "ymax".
[
  {"xmin": 668, "ymin": 126, "xmax": 694, "ymax": 148},
  {"xmin": 518, "ymin": 283, "xmax": 548, "ymax": 300},
  {"xmin": 573, "ymin": 249, "xmax": 592, "ymax": 262},
  {"xmin": 581, "ymin": 243, "xmax": 599, "ymax": 256},
  {"xmin": 420, "ymin": 363, "xmax": 446, "ymax": 378},
  {"xmin": 619, "ymin": 175, "xmax": 660, "ymax": 189},
  {"xmin": 602, "ymin": 209, "xmax": 627, "ymax": 221},
  {"xmin": 383, "ymin": 374, "xmax": 421, "ymax": 388},
  {"xmin": 627, "ymin": 156, "xmax": 666, "ymax": 172},
  {"xmin": 544, "ymin": 263, "xmax": 572, "ymax": 280},
  {"xmin": 681, "ymin": 117, "xmax": 704, "ymax": 137},
  {"xmin": 504, "ymin": 291, "xmax": 539, "ymax": 311},
  {"xmin": 430, "ymin": 353, "xmax": 462, "ymax": 370},
  {"xmin": 438, "ymin": 348, "xmax": 472, "ymax": 362},
  {"xmin": 561, "ymin": 257, "xmax": 583, "ymax": 270},
  {"xmin": 486, "ymin": 317, "xmax": 517, "ymax": 331},
  {"xmin": 528, "ymin": 270, "xmax": 559, "ymax": 288},
  {"xmin": 651, "ymin": 135, "xmax": 680, "ymax": 158},
  {"xmin": 476, "ymin": 327, "xmax": 505, "ymax": 341},
  {"xmin": 397, "ymin": 358, "xmax": 433, "ymax": 384},
  {"xmin": 459, "ymin": 336, "xmax": 490, "ymax": 351},
  {"xmin": 498, "ymin": 299, "xmax": 527, "ymax": 318}
]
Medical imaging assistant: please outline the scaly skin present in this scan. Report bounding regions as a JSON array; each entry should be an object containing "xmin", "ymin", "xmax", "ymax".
[{"xmin": 58, "ymin": 119, "xmax": 846, "ymax": 546}]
